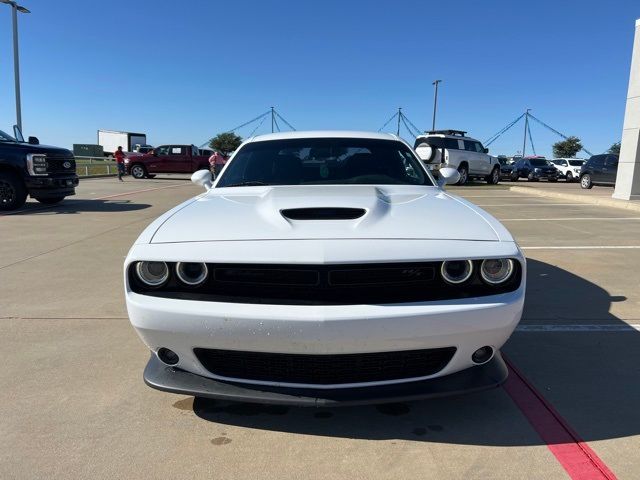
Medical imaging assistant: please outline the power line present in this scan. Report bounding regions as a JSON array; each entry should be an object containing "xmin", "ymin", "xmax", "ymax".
[
  {"xmin": 484, "ymin": 113, "xmax": 525, "ymax": 146},
  {"xmin": 274, "ymin": 110, "xmax": 296, "ymax": 131},
  {"xmin": 378, "ymin": 112, "xmax": 399, "ymax": 132}
]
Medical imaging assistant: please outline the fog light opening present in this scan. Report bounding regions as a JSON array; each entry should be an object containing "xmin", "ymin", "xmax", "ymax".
[
  {"xmin": 471, "ymin": 346, "xmax": 494, "ymax": 365},
  {"xmin": 157, "ymin": 347, "xmax": 179, "ymax": 365}
]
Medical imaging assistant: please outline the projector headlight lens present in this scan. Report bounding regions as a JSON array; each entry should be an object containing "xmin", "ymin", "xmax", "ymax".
[
  {"xmin": 135, "ymin": 261, "xmax": 169, "ymax": 287},
  {"xmin": 480, "ymin": 258, "xmax": 514, "ymax": 285},
  {"xmin": 441, "ymin": 260, "xmax": 473, "ymax": 284},
  {"xmin": 176, "ymin": 262, "xmax": 208, "ymax": 286}
]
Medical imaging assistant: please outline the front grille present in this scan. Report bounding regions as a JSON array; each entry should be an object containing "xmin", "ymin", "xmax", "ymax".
[
  {"xmin": 129, "ymin": 261, "xmax": 522, "ymax": 305},
  {"xmin": 193, "ymin": 347, "xmax": 457, "ymax": 385},
  {"xmin": 46, "ymin": 155, "xmax": 75, "ymax": 174}
]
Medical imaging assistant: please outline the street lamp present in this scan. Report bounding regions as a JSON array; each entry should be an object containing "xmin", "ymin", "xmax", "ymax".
[
  {"xmin": 1, "ymin": 0, "xmax": 30, "ymax": 132},
  {"xmin": 431, "ymin": 80, "xmax": 442, "ymax": 131}
]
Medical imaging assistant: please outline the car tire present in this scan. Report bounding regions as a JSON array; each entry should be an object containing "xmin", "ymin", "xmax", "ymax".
[
  {"xmin": 580, "ymin": 174, "xmax": 593, "ymax": 189},
  {"xmin": 487, "ymin": 167, "xmax": 500, "ymax": 185},
  {"xmin": 35, "ymin": 196, "xmax": 65, "ymax": 205},
  {"xmin": 131, "ymin": 164, "xmax": 147, "ymax": 179},
  {"xmin": 456, "ymin": 164, "xmax": 469, "ymax": 186},
  {"xmin": 0, "ymin": 171, "xmax": 27, "ymax": 211},
  {"xmin": 566, "ymin": 172, "xmax": 573, "ymax": 182},
  {"xmin": 510, "ymin": 172, "xmax": 519, "ymax": 181}
]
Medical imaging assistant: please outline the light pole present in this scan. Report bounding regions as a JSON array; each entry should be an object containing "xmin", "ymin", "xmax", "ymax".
[
  {"xmin": 522, "ymin": 109, "xmax": 531, "ymax": 158},
  {"xmin": 431, "ymin": 80, "xmax": 442, "ymax": 131},
  {"xmin": 1, "ymin": 0, "xmax": 30, "ymax": 132}
]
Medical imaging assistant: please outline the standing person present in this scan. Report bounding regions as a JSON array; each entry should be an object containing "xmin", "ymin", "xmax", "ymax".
[
  {"xmin": 208, "ymin": 151, "xmax": 217, "ymax": 176},
  {"xmin": 209, "ymin": 150, "xmax": 227, "ymax": 178},
  {"xmin": 114, "ymin": 146, "xmax": 125, "ymax": 182}
]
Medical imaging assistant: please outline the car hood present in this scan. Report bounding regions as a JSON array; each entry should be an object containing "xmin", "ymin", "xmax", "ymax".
[{"xmin": 149, "ymin": 185, "xmax": 502, "ymax": 244}]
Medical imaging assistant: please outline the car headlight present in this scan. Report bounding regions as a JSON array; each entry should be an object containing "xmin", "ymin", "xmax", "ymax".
[
  {"xmin": 480, "ymin": 259, "xmax": 514, "ymax": 285},
  {"xmin": 441, "ymin": 260, "xmax": 473, "ymax": 284},
  {"xmin": 534, "ymin": 168, "xmax": 541, "ymax": 173},
  {"xmin": 176, "ymin": 262, "xmax": 208, "ymax": 286},
  {"xmin": 124, "ymin": 159, "xmax": 130, "ymax": 164},
  {"xmin": 26, "ymin": 153, "xmax": 48, "ymax": 176},
  {"xmin": 135, "ymin": 261, "xmax": 169, "ymax": 287}
]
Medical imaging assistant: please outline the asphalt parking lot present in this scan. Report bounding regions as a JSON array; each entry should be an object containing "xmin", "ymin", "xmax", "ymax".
[{"xmin": 2, "ymin": 176, "xmax": 639, "ymax": 479}]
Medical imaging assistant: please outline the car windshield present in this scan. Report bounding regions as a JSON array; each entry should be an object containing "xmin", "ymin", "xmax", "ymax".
[
  {"xmin": 216, "ymin": 137, "xmax": 434, "ymax": 187},
  {"xmin": 569, "ymin": 160, "xmax": 585, "ymax": 166},
  {"xmin": 530, "ymin": 159, "xmax": 548, "ymax": 167},
  {"xmin": 0, "ymin": 130, "xmax": 17, "ymax": 142}
]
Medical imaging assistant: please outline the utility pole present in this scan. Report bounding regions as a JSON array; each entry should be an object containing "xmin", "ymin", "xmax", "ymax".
[
  {"xmin": 1, "ymin": 0, "xmax": 30, "ymax": 132},
  {"xmin": 522, "ymin": 109, "xmax": 531, "ymax": 158},
  {"xmin": 431, "ymin": 80, "xmax": 442, "ymax": 131},
  {"xmin": 271, "ymin": 106, "xmax": 275, "ymax": 133},
  {"xmin": 397, "ymin": 107, "xmax": 402, "ymax": 136}
]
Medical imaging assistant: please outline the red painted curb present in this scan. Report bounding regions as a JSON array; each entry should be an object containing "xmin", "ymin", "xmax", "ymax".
[{"xmin": 503, "ymin": 355, "xmax": 617, "ymax": 479}]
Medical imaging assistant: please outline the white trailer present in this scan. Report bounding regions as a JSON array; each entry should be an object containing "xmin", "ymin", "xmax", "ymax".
[{"xmin": 98, "ymin": 130, "xmax": 147, "ymax": 156}]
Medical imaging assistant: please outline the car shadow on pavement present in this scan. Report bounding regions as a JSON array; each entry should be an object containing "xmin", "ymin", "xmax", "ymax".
[
  {"xmin": 8, "ymin": 199, "xmax": 151, "ymax": 215},
  {"xmin": 187, "ymin": 259, "xmax": 640, "ymax": 446}
]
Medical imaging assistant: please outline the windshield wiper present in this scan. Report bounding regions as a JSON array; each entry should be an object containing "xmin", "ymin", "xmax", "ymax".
[{"xmin": 223, "ymin": 181, "xmax": 270, "ymax": 188}]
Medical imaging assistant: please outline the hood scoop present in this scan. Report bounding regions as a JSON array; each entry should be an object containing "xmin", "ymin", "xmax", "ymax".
[{"xmin": 281, "ymin": 207, "xmax": 366, "ymax": 220}]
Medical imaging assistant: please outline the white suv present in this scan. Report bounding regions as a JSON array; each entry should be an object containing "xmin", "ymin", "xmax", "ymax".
[
  {"xmin": 414, "ymin": 130, "xmax": 499, "ymax": 185},
  {"xmin": 551, "ymin": 158, "xmax": 586, "ymax": 182}
]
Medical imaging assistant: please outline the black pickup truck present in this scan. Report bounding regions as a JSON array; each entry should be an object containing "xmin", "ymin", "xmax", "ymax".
[{"xmin": 0, "ymin": 127, "xmax": 78, "ymax": 210}]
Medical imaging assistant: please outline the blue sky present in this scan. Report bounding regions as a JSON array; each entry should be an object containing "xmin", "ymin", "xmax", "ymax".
[{"xmin": 0, "ymin": 0, "xmax": 638, "ymax": 157}]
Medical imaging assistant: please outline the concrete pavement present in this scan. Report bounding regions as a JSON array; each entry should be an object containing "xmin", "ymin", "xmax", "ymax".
[{"xmin": 1, "ymin": 176, "xmax": 638, "ymax": 479}]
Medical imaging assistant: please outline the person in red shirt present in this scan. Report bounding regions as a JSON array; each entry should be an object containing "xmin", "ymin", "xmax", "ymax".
[
  {"xmin": 208, "ymin": 151, "xmax": 227, "ymax": 178},
  {"xmin": 114, "ymin": 146, "xmax": 125, "ymax": 182}
]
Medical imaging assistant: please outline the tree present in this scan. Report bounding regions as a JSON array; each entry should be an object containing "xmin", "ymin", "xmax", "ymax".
[
  {"xmin": 209, "ymin": 132, "xmax": 243, "ymax": 157},
  {"xmin": 552, "ymin": 136, "xmax": 583, "ymax": 158},
  {"xmin": 608, "ymin": 141, "xmax": 621, "ymax": 155}
]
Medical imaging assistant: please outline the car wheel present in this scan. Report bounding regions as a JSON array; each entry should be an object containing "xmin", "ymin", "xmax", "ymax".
[
  {"xmin": 510, "ymin": 171, "xmax": 519, "ymax": 181},
  {"xmin": 131, "ymin": 164, "xmax": 146, "ymax": 179},
  {"xmin": 487, "ymin": 167, "xmax": 500, "ymax": 185},
  {"xmin": 0, "ymin": 171, "xmax": 27, "ymax": 211},
  {"xmin": 35, "ymin": 196, "xmax": 65, "ymax": 205},
  {"xmin": 580, "ymin": 174, "xmax": 593, "ymax": 189},
  {"xmin": 456, "ymin": 165, "xmax": 469, "ymax": 185},
  {"xmin": 566, "ymin": 172, "xmax": 573, "ymax": 182}
]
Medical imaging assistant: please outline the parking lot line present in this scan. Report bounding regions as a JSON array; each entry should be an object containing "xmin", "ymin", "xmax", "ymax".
[
  {"xmin": 503, "ymin": 355, "xmax": 618, "ymax": 480},
  {"xmin": 522, "ymin": 246, "xmax": 640, "ymax": 250},
  {"xmin": 503, "ymin": 217, "xmax": 640, "ymax": 221},
  {"xmin": 476, "ymin": 203, "xmax": 586, "ymax": 207}
]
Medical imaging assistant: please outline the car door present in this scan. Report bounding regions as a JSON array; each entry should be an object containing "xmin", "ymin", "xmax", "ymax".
[
  {"xmin": 603, "ymin": 155, "xmax": 619, "ymax": 185},
  {"xmin": 589, "ymin": 155, "xmax": 606, "ymax": 183},
  {"xmin": 473, "ymin": 141, "xmax": 492, "ymax": 174},
  {"xmin": 147, "ymin": 145, "xmax": 171, "ymax": 173},
  {"xmin": 167, "ymin": 145, "xmax": 192, "ymax": 173},
  {"xmin": 462, "ymin": 140, "xmax": 481, "ymax": 174}
]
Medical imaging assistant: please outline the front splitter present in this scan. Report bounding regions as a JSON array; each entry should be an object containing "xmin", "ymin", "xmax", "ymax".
[{"xmin": 143, "ymin": 352, "xmax": 508, "ymax": 407}]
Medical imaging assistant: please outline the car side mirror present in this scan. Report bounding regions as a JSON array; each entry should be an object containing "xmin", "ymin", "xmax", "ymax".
[
  {"xmin": 483, "ymin": 148, "xmax": 489, "ymax": 153},
  {"xmin": 28, "ymin": 136, "xmax": 39, "ymax": 145},
  {"xmin": 437, "ymin": 167, "xmax": 460, "ymax": 187},
  {"xmin": 191, "ymin": 169, "xmax": 213, "ymax": 190}
]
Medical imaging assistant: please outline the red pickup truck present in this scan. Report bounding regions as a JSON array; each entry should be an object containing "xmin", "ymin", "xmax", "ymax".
[{"xmin": 125, "ymin": 144, "xmax": 210, "ymax": 179}]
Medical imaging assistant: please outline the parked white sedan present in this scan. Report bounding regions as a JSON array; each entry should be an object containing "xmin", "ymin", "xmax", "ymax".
[{"xmin": 125, "ymin": 131, "xmax": 525, "ymax": 406}]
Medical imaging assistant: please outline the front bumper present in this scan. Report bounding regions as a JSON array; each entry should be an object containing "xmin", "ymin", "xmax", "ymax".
[
  {"xmin": 143, "ymin": 351, "xmax": 508, "ymax": 406},
  {"xmin": 25, "ymin": 175, "xmax": 78, "ymax": 198}
]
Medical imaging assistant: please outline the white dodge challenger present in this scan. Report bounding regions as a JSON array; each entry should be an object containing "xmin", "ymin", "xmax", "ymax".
[{"xmin": 125, "ymin": 131, "xmax": 525, "ymax": 406}]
